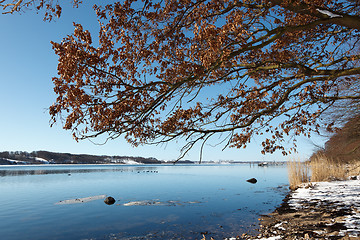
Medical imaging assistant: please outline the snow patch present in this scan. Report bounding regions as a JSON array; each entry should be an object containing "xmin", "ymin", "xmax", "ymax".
[
  {"xmin": 121, "ymin": 159, "xmax": 143, "ymax": 165},
  {"xmin": 35, "ymin": 157, "xmax": 49, "ymax": 163},
  {"xmin": 274, "ymin": 222, "xmax": 286, "ymax": 231},
  {"xmin": 257, "ymin": 236, "xmax": 281, "ymax": 240},
  {"xmin": 3, "ymin": 158, "xmax": 27, "ymax": 164},
  {"xmin": 105, "ymin": 158, "xmax": 144, "ymax": 164}
]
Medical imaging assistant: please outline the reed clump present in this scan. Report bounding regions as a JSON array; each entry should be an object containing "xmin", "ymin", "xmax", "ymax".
[
  {"xmin": 287, "ymin": 158, "xmax": 310, "ymax": 190},
  {"xmin": 287, "ymin": 154, "xmax": 353, "ymax": 189},
  {"xmin": 310, "ymin": 153, "xmax": 347, "ymax": 182}
]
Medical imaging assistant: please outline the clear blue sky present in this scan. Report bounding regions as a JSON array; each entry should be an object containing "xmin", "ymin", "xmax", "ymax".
[{"xmin": 0, "ymin": 3, "xmax": 326, "ymax": 162}]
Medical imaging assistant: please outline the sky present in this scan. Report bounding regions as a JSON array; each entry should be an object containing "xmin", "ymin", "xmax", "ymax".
[{"xmin": 0, "ymin": 2, "xmax": 327, "ymax": 162}]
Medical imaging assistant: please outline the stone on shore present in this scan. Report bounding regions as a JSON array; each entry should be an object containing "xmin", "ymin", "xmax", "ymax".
[
  {"xmin": 104, "ymin": 196, "xmax": 116, "ymax": 205},
  {"xmin": 247, "ymin": 178, "xmax": 257, "ymax": 184}
]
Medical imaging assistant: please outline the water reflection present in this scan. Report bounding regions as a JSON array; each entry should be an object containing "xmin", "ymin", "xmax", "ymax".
[{"xmin": 0, "ymin": 164, "xmax": 290, "ymax": 240}]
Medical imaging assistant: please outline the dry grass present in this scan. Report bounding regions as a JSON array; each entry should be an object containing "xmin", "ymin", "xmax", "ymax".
[
  {"xmin": 287, "ymin": 158, "xmax": 310, "ymax": 190},
  {"xmin": 310, "ymin": 154, "xmax": 348, "ymax": 182},
  {"xmin": 287, "ymin": 154, "xmax": 354, "ymax": 189},
  {"xmin": 348, "ymin": 161, "xmax": 360, "ymax": 176}
]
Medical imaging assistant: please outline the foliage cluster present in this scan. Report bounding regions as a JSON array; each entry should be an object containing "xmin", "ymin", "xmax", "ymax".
[{"xmin": 2, "ymin": 0, "xmax": 360, "ymax": 159}]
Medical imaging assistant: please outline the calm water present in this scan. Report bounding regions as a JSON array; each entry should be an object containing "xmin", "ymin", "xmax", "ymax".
[{"xmin": 0, "ymin": 164, "xmax": 289, "ymax": 240}]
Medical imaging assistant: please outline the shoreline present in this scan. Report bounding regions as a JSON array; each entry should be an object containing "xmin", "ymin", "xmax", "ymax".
[{"xmin": 242, "ymin": 178, "xmax": 360, "ymax": 240}]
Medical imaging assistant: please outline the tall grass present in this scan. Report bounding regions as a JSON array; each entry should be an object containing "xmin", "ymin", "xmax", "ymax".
[
  {"xmin": 287, "ymin": 154, "xmax": 350, "ymax": 189},
  {"xmin": 310, "ymin": 154, "xmax": 347, "ymax": 182},
  {"xmin": 287, "ymin": 158, "xmax": 309, "ymax": 190}
]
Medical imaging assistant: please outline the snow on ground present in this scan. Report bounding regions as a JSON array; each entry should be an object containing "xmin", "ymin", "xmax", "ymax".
[
  {"xmin": 258, "ymin": 237, "xmax": 281, "ymax": 240},
  {"xmin": 35, "ymin": 157, "xmax": 49, "ymax": 163},
  {"xmin": 121, "ymin": 159, "xmax": 144, "ymax": 165},
  {"xmin": 226, "ymin": 236, "xmax": 281, "ymax": 240},
  {"xmin": 105, "ymin": 158, "xmax": 144, "ymax": 164},
  {"xmin": 289, "ymin": 179, "xmax": 360, "ymax": 237},
  {"xmin": 3, "ymin": 158, "xmax": 27, "ymax": 164}
]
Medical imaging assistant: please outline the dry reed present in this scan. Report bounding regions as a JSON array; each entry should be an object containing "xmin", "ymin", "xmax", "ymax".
[
  {"xmin": 287, "ymin": 158, "xmax": 309, "ymax": 190},
  {"xmin": 310, "ymin": 154, "xmax": 347, "ymax": 182},
  {"xmin": 287, "ymin": 154, "xmax": 351, "ymax": 189}
]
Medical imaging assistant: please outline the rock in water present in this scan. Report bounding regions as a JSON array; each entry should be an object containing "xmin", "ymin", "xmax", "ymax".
[
  {"xmin": 247, "ymin": 178, "xmax": 257, "ymax": 184},
  {"xmin": 104, "ymin": 196, "xmax": 116, "ymax": 205}
]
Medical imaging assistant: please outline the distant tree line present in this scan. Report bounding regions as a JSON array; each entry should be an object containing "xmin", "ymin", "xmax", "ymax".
[
  {"xmin": 0, "ymin": 151, "xmax": 38, "ymax": 164},
  {"xmin": 0, "ymin": 151, "xmax": 169, "ymax": 165}
]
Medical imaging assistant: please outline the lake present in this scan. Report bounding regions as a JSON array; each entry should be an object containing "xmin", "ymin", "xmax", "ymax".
[{"xmin": 0, "ymin": 164, "xmax": 289, "ymax": 240}]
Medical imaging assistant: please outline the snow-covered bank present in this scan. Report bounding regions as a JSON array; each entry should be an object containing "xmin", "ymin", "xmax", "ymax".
[
  {"xmin": 289, "ymin": 180, "xmax": 360, "ymax": 238},
  {"xmin": 243, "ymin": 178, "xmax": 360, "ymax": 239}
]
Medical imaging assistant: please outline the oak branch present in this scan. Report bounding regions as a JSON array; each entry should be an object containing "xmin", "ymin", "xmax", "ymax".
[{"xmin": 3, "ymin": 0, "xmax": 360, "ymax": 159}]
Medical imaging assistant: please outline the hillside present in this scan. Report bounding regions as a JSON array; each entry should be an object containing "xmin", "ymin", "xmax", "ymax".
[
  {"xmin": 0, "ymin": 151, "xmax": 170, "ymax": 165},
  {"xmin": 312, "ymin": 115, "xmax": 360, "ymax": 163}
]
